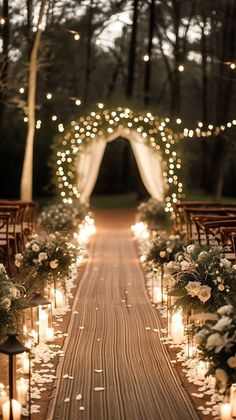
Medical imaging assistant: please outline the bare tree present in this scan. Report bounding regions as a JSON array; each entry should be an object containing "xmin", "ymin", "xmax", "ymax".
[{"xmin": 20, "ymin": 0, "xmax": 48, "ymax": 200}]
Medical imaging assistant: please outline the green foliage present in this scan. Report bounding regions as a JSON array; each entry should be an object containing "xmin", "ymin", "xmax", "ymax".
[
  {"xmin": 137, "ymin": 198, "xmax": 169, "ymax": 227},
  {"xmin": 15, "ymin": 233, "xmax": 79, "ymax": 292},
  {"xmin": 0, "ymin": 265, "xmax": 28, "ymax": 342},
  {"xmin": 168, "ymin": 244, "xmax": 236, "ymax": 313},
  {"xmin": 196, "ymin": 305, "xmax": 236, "ymax": 393},
  {"xmin": 38, "ymin": 201, "xmax": 89, "ymax": 234},
  {"xmin": 146, "ymin": 233, "xmax": 184, "ymax": 267}
]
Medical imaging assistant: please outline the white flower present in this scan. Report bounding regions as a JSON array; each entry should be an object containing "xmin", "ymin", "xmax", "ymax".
[
  {"xmin": 206, "ymin": 332, "xmax": 223, "ymax": 350},
  {"xmin": 25, "ymin": 242, "xmax": 30, "ymax": 249},
  {"xmin": 232, "ymin": 264, "xmax": 236, "ymax": 270},
  {"xmin": 198, "ymin": 285, "xmax": 211, "ymax": 303},
  {"xmin": 0, "ymin": 263, "xmax": 6, "ymax": 274},
  {"xmin": 217, "ymin": 305, "xmax": 233, "ymax": 316},
  {"xmin": 213, "ymin": 316, "xmax": 232, "ymax": 332},
  {"xmin": 186, "ymin": 245, "xmax": 195, "ymax": 254},
  {"xmin": 220, "ymin": 258, "xmax": 231, "ymax": 269},
  {"xmin": 15, "ymin": 253, "xmax": 23, "ymax": 261},
  {"xmin": 194, "ymin": 329, "xmax": 208, "ymax": 345},
  {"xmin": 0, "ymin": 297, "xmax": 11, "ymax": 310},
  {"xmin": 50, "ymin": 259, "xmax": 59, "ymax": 269},
  {"xmin": 169, "ymin": 235, "xmax": 176, "ymax": 241},
  {"xmin": 198, "ymin": 251, "xmax": 208, "ymax": 261},
  {"xmin": 227, "ymin": 356, "xmax": 236, "ymax": 368},
  {"xmin": 32, "ymin": 243, "xmax": 40, "ymax": 252},
  {"xmin": 15, "ymin": 260, "xmax": 21, "ymax": 268},
  {"xmin": 166, "ymin": 261, "xmax": 179, "ymax": 273},
  {"xmin": 38, "ymin": 252, "xmax": 48, "ymax": 262},
  {"xmin": 166, "ymin": 247, "xmax": 173, "ymax": 254},
  {"xmin": 180, "ymin": 260, "xmax": 191, "ymax": 271},
  {"xmin": 159, "ymin": 251, "xmax": 166, "ymax": 258},
  {"xmin": 185, "ymin": 281, "xmax": 201, "ymax": 297}
]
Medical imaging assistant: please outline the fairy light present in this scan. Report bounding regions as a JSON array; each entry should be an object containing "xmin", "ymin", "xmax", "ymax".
[
  {"xmin": 74, "ymin": 33, "xmax": 80, "ymax": 41},
  {"xmin": 0, "ymin": 18, "xmax": 6, "ymax": 25},
  {"xmin": 75, "ymin": 99, "xmax": 81, "ymax": 106},
  {"xmin": 53, "ymin": 106, "xmax": 184, "ymax": 209},
  {"xmin": 52, "ymin": 115, "xmax": 57, "ymax": 121},
  {"xmin": 46, "ymin": 92, "xmax": 52, "ymax": 100},
  {"xmin": 178, "ymin": 64, "xmax": 184, "ymax": 72},
  {"xmin": 19, "ymin": 87, "xmax": 25, "ymax": 94},
  {"xmin": 143, "ymin": 54, "xmax": 149, "ymax": 62}
]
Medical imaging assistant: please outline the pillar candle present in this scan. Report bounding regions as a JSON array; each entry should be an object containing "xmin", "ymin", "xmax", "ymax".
[
  {"xmin": 230, "ymin": 383, "xmax": 236, "ymax": 418},
  {"xmin": 46, "ymin": 327, "xmax": 54, "ymax": 341},
  {"xmin": 2, "ymin": 399, "xmax": 21, "ymax": 420},
  {"xmin": 152, "ymin": 287, "xmax": 162, "ymax": 304},
  {"xmin": 39, "ymin": 309, "xmax": 48, "ymax": 341},
  {"xmin": 16, "ymin": 378, "xmax": 27, "ymax": 406},
  {"xmin": 55, "ymin": 290, "xmax": 64, "ymax": 308},
  {"xmin": 220, "ymin": 403, "xmax": 232, "ymax": 420},
  {"xmin": 171, "ymin": 312, "xmax": 185, "ymax": 344}
]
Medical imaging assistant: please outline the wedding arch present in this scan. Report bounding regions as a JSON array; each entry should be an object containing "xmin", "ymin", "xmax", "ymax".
[{"xmin": 54, "ymin": 106, "xmax": 183, "ymax": 212}]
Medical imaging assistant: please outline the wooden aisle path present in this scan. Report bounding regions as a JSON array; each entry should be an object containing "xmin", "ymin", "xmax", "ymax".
[{"xmin": 48, "ymin": 210, "xmax": 199, "ymax": 420}]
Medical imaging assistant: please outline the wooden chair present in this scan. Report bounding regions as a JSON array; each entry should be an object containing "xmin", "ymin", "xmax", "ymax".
[
  {"xmin": 0, "ymin": 213, "xmax": 12, "ymax": 273},
  {"xmin": 194, "ymin": 215, "xmax": 236, "ymax": 244}
]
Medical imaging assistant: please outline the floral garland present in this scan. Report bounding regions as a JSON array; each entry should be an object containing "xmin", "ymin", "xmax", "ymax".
[
  {"xmin": 0, "ymin": 264, "xmax": 27, "ymax": 342},
  {"xmin": 15, "ymin": 233, "xmax": 79, "ymax": 292},
  {"xmin": 38, "ymin": 201, "xmax": 89, "ymax": 234},
  {"xmin": 196, "ymin": 304, "xmax": 236, "ymax": 393},
  {"xmin": 167, "ymin": 244, "xmax": 236, "ymax": 313}
]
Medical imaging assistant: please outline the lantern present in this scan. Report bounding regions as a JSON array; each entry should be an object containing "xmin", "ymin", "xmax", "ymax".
[
  {"xmin": 0, "ymin": 332, "xmax": 31, "ymax": 419},
  {"xmin": 29, "ymin": 293, "xmax": 53, "ymax": 343}
]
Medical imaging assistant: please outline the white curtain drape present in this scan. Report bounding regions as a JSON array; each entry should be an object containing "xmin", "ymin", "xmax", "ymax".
[{"xmin": 77, "ymin": 128, "xmax": 164, "ymax": 203}]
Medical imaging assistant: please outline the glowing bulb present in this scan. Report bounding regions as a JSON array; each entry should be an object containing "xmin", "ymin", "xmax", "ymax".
[
  {"xmin": 46, "ymin": 92, "xmax": 52, "ymax": 100},
  {"xmin": 97, "ymin": 102, "xmax": 104, "ymax": 109},
  {"xmin": 52, "ymin": 115, "xmax": 57, "ymax": 121},
  {"xmin": 75, "ymin": 99, "xmax": 81, "ymax": 106},
  {"xmin": 74, "ymin": 33, "xmax": 80, "ymax": 41},
  {"xmin": 19, "ymin": 87, "xmax": 24, "ymax": 94},
  {"xmin": 96, "ymin": 39, "xmax": 101, "ymax": 45},
  {"xmin": 143, "ymin": 54, "xmax": 149, "ymax": 62},
  {"xmin": 178, "ymin": 64, "xmax": 184, "ymax": 72},
  {"xmin": 0, "ymin": 18, "xmax": 5, "ymax": 25},
  {"xmin": 230, "ymin": 63, "xmax": 236, "ymax": 70},
  {"xmin": 176, "ymin": 118, "xmax": 182, "ymax": 124},
  {"xmin": 23, "ymin": 117, "xmax": 28, "ymax": 122}
]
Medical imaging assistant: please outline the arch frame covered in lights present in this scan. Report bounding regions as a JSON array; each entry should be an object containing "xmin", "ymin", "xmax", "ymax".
[{"xmin": 54, "ymin": 106, "xmax": 184, "ymax": 212}]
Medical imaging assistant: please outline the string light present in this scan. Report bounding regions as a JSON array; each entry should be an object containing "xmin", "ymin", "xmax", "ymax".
[
  {"xmin": 53, "ymin": 106, "xmax": 184, "ymax": 210},
  {"xmin": 19, "ymin": 87, "xmax": 25, "ymax": 94},
  {"xmin": 75, "ymin": 99, "xmax": 81, "ymax": 106},
  {"xmin": 178, "ymin": 65, "xmax": 184, "ymax": 72},
  {"xmin": 0, "ymin": 18, "xmax": 5, "ymax": 25},
  {"xmin": 74, "ymin": 33, "xmax": 80, "ymax": 41},
  {"xmin": 46, "ymin": 92, "xmax": 52, "ymax": 100},
  {"xmin": 143, "ymin": 54, "xmax": 149, "ymax": 62}
]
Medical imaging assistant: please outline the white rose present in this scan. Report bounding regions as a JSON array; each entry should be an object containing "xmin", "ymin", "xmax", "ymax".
[
  {"xmin": 206, "ymin": 332, "xmax": 223, "ymax": 350},
  {"xmin": 185, "ymin": 281, "xmax": 201, "ymax": 297},
  {"xmin": 32, "ymin": 243, "xmax": 40, "ymax": 252},
  {"xmin": 159, "ymin": 251, "xmax": 166, "ymax": 258},
  {"xmin": 180, "ymin": 260, "xmax": 191, "ymax": 271},
  {"xmin": 186, "ymin": 245, "xmax": 195, "ymax": 254},
  {"xmin": 166, "ymin": 247, "xmax": 173, "ymax": 254},
  {"xmin": 198, "ymin": 251, "xmax": 208, "ymax": 261},
  {"xmin": 38, "ymin": 252, "xmax": 48, "ymax": 261},
  {"xmin": 50, "ymin": 260, "xmax": 59, "ymax": 269},
  {"xmin": 232, "ymin": 264, "xmax": 236, "ymax": 270},
  {"xmin": 220, "ymin": 258, "xmax": 231, "ymax": 269},
  {"xmin": 213, "ymin": 316, "xmax": 232, "ymax": 332},
  {"xmin": 169, "ymin": 235, "xmax": 176, "ymax": 241},
  {"xmin": 0, "ymin": 263, "xmax": 6, "ymax": 274},
  {"xmin": 15, "ymin": 253, "xmax": 23, "ymax": 261},
  {"xmin": 217, "ymin": 305, "xmax": 233, "ymax": 316},
  {"xmin": 198, "ymin": 285, "xmax": 211, "ymax": 303}
]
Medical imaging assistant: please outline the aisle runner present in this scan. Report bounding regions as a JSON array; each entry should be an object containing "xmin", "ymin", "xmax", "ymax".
[{"xmin": 48, "ymin": 229, "xmax": 199, "ymax": 420}]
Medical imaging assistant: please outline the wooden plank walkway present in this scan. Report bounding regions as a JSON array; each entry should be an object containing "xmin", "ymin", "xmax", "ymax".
[{"xmin": 48, "ymin": 222, "xmax": 199, "ymax": 420}]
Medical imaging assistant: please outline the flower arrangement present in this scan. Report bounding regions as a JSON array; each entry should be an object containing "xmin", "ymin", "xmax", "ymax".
[
  {"xmin": 167, "ymin": 244, "xmax": 236, "ymax": 313},
  {"xmin": 195, "ymin": 304, "xmax": 236, "ymax": 393},
  {"xmin": 0, "ymin": 264, "xmax": 27, "ymax": 342},
  {"xmin": 15, "ymin": 233, "xmax": 79, "ymax": 291},
  {"xmin": 137, "ymin": 198, "xmax": 168, "ymax": 227},
  {"xmin": 38, "ymin": 201, "xmax": 89, "ymax": 234},
  {"xmin": 146, "ymin": 232, "xmax": 184, "ymax": 268}
]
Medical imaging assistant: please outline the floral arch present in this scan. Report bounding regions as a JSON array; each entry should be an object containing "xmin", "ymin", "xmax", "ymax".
[{"xmin": 54, "ymin": 106, "xmax": 183, "ymax": 213}]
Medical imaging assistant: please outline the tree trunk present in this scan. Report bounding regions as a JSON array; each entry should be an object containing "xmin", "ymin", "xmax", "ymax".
[
  {"xmin": 144, "ymin": 0, "xmax": 155, "ymax": 105},
  {"xmin": 20, "ymin": 0, "xmax": 48, "ymax": 200},
  {"xmin": 171, "ymin": 0, "xmax": 181, "ymax": 116},
  {"xmin": 83, "ymin": 0, "xmax": 94, "ymax": 104},
  {"xmin": 126, "ymin": 0, "xmax": 139, "ymax": 98},
  {"xmin": 0, "ymin": 0, "xmax": 9, "ymax": 135},
  {"xmin": 200, "ymin": 14, "xmax": 209, "ymax": 191}
]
